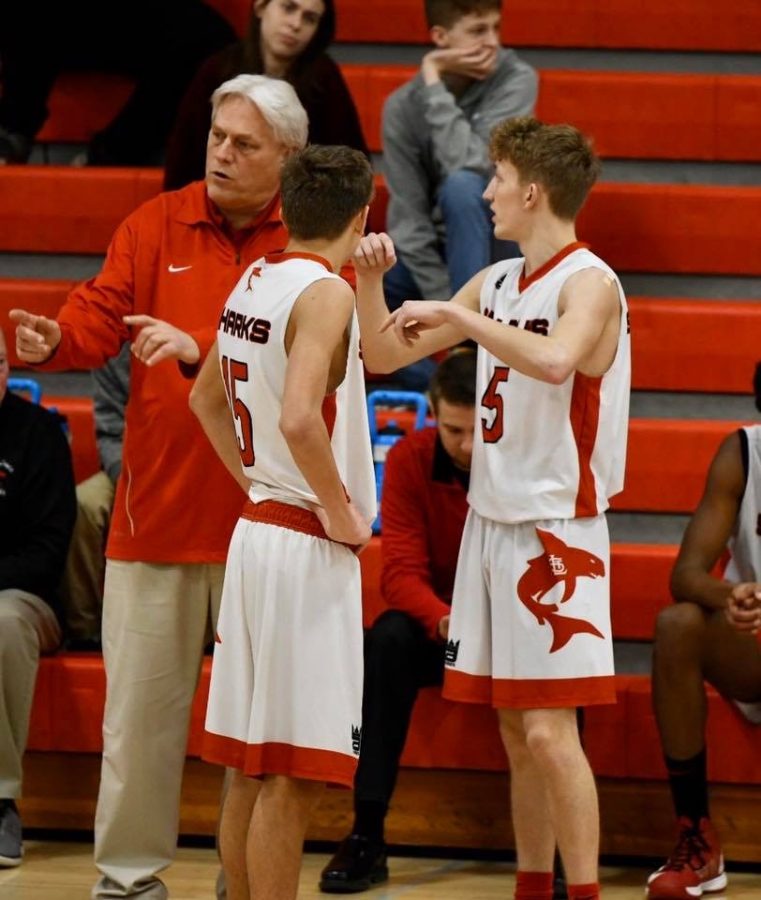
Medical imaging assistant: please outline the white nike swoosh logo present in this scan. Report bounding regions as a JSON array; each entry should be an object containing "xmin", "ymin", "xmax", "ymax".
[{"xmin": 168, "ymin": 264, "xmax": 192, "ymax": 273}]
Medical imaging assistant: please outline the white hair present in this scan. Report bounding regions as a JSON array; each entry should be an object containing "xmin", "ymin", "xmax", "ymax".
[{"xmin": 211, "ymin": 74, "xmax": 308, "ymax": 151}]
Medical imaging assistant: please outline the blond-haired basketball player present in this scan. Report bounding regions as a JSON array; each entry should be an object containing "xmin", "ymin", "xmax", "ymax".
[
  {"xmin": 354, "ymin": 117, "xmax": 630, "ymax": 900},
  {"xmin": 190, "ymin": 144, "xmax": 376, "ymax": 900}
]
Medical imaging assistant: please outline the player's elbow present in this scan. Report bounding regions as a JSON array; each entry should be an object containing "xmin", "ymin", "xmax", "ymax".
[
  {"xmin": 188, "ymin": 381, "xmax": 215, "ymax": 421},
  {"xmin": 279, "ymin": 408, "xmax": 318, "ymax": 444},
  {"xmin": 360, "ymin": 342, "xmax": 397, "ymax": 375},
  {"xmin": 541, "ymin": 348, "xmax": 575, "ymax": 385},
  {"xmin": 363, "ymin": 352, "xmax": 397, "ymax": 375}
]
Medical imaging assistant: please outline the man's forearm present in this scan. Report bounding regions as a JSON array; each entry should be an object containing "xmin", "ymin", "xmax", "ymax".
[{"xmin": 671, "ymin": 568, "xmax": 734, "ymax": 612}]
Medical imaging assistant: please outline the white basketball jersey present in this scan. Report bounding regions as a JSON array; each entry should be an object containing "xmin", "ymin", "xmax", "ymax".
[
  {"xmin": 216, "ymin": 252, "xmax": 376, "ymax": 524},
  {"xmin": 725, "ymin": 426, "xmax": 761, "ymax": 583},
  {"xmin": 469, "ymin": 243, "xmax": 631, "ymax": 524}
]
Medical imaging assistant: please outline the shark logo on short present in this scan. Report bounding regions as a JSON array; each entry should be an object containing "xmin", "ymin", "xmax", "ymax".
[{"xmin": 516, "ymin": 528, "xmax": 605, "ymax": 653}]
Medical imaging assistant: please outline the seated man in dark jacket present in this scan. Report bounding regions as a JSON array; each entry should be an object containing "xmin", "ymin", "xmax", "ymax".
[
  {"xmin": 0, "ymin": 327, "xmax": 77, "ymax": 866},
  {"xmin": 321, "ymin": 350, "xmax": 474, "ymax": 893}
]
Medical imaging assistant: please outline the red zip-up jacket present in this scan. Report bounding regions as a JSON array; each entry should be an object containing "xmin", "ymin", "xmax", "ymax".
[
  {"xmin": 380, "ymin": 427, "xmax": 469, "ymax": 640},
  {"xmin": 41, "ymin": 181, "xmax": 288, "ymax": 563}
]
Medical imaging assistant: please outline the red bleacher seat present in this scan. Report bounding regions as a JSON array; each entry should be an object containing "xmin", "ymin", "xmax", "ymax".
[
  {"xmin": 31, "ymin": 394, "xmax": 750, "ymax": 519},
  {"xmin": 612, "ymin": 419, "xmax": 751, "ymax": 514},
  {"xmin": 0, "ymin": 167, "xmax": 162, "ymax": 255},
  {"xmin": 37, "ymin": 66, "xmax": 761, "ymax": 163},
  {"xmin": 331, "ymin": 0, "xmax": 761, "ymax": 52},
  {"xmin": 629, "ymin": 298, "xmax": 760, "ymax": 395},
  {"xmin": 29, "ymin": 652, "xmax": 761, "ymax": 784},
  {"xmin": 6, "ymin": 283, "xmax": 759, "ymax": 399},
  {"xmin": 44, "ymin": 396, "xmax": 99, "ymax": 484}
]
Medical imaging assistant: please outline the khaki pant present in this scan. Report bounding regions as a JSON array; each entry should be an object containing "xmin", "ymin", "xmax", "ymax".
[
  {"xmin": 0, "ymin": 590, "xmax": 61, "ymax": 798},
  {"xmin": 92, "ymin": 560, "xmax": 224, "ymax": 899},
  {"xmin": 59, "ymin": 471, "xmax": 115, "ymax": 642}
]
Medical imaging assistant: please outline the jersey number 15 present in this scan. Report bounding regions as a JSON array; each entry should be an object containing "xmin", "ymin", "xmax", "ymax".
[{"xmin": 221, "ymin": 355, "xmax": 255, "ymax": 466}]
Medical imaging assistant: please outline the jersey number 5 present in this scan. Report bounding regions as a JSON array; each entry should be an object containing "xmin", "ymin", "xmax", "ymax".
[
  {"xmin": 481, "ymin": 366, "xmax": 510, "ymax": 443},
  {"xmin": 221, "ymin": 355, "xmax": 255, "ymax": 466}
]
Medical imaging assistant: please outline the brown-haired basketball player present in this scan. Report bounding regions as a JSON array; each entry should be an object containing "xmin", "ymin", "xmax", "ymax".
[
  {"xmin": 354, "ymin": 116, "xmax": 631, "ymax": 900},
  {"xmin": 190, "ymin": 143, "xmax": 376, "ymax": 900}
]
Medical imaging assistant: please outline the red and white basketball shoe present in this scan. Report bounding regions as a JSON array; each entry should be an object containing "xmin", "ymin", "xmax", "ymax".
[{"xmin": 647, "ymin": 817, "xmax": 727, "ymax": 899}]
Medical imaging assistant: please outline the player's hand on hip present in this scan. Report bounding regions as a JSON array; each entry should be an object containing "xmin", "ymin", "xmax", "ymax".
[
  {"xmin": 124, "ymin": 315, "xmax": 200, "ymax": 367},
  {"xmin": 354, "ymin": 232, "xmax": 396, "ymax": 277},
  {"xmin": 380, "ymin": 300, "xmax": 449, "ymax": 346},
  {"xmin": 9, "ymin": 308, "xmax": 62, "ymax": 363},
  {"xmin": 438, "ymin": 615, "xmax": 450, "ymax": 640},
  {"xmin": 317, "ymin": 500, "xmax": 372, "ymax": 552},
  {"xmin": 725, "ymin": 582, "xmax": 761, "ymax": 633}
]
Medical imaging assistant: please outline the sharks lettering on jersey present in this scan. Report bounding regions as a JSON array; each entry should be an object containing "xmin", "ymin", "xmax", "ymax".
[
  {"xmin": 218, "ymin": 307, "xmax": 271, "ymax": 344},
  {"xmin": 483, "ymin": 308, "xmax": 550, "ymax": 336}
]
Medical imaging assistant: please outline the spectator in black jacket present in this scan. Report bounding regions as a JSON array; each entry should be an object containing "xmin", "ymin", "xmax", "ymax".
[
  {"xmin": 163, "ymin": 0, "xmax": 368, "ymax": 190},
  {"xmin": 0, "ymin": 0, "xmax": 235, "ymax": 164},
  {"xmin": 0, "ymin": 328, "xmax": 76, "ymax": 867}
]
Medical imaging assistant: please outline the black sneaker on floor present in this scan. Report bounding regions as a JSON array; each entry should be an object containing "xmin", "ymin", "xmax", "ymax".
[
  {"xmin": 319, "ymin": 834, "xmax": 389, "ymax": 893},
  {"xmin": 0, "ymin": 799, "xmax": 22, "ymax": 867}
]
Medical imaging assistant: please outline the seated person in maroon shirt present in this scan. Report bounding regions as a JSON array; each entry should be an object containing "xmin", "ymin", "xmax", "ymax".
[{"xmin": 320, "ymin": 349, "xmax": 474, "ymax": 893}]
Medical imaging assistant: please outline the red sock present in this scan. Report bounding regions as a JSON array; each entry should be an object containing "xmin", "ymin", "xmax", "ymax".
[
  {"xmin": 568, "ymin": 882, "xmax": 600, "ymax": 900},
  {"xmin": 515, "ymin": 870, "xmax": 554, "ymax": 900}
]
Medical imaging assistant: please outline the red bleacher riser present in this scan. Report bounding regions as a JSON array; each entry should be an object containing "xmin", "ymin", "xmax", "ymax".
[
  {"xmin": 537, "ymin": 71, "xmax": 717, "ymax": 161},
  {"xmin": 38, "ymin": 67, "xmax": 761, "ymax": 164},
  {"xmin": 612, "ymin": 419, "xmax": 750, "ymax": 515},
  {"xmin": 6, "ymin": 284, "xmax": 759, "ymax": 397},
  {"xmin": 331, "ymin": 0, "xmax": 761, "ymax": 51},
  {"xmin": 37, "ymin": 73, "xmax": 133, "ymax": 145},
  {"xmin": 29, "ymin": 656, "xmax": 761, "ymax": 782},
  {"xmin": 4, "ymin": 170, "xmax": 761, "ymax": 275},
  {"xmin": 610, "ymin": 543, "xmax": 675, "ymax": 641},
  {"xmin": 717, "ymin": 77, "xmax": 761, "ymax": 160},
  {"xmin": 0, "ymin": 167, "xmax": 163, "ymax": 255},
  {"xmin": 38, "ymin": 394, "xmax": 750, "ymax": 518},
  {"xmin": 626, "ymin": 679, "xmax": 761, "ymax": 782},
  {"xmin": 629, "ymin": 298, "xmax": 760, "ymax": 395},
  {"xmin": 578, "ymin": 183, "xmax": 761, "ymax": 277}
]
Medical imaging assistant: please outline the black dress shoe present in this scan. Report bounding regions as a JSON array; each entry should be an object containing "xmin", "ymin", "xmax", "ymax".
[{"xmin": 319, "ymin": 834, "xmax": 389, "ymax": 893}]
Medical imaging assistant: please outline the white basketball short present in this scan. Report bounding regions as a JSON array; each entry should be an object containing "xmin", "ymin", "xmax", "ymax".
[
  {"xmin": 203, "ymin": 500, "xmax": 363, "ymax": 787},
  {"xmin": 442, "ymin": 510, "xmax": 615, "ymax": 709}
]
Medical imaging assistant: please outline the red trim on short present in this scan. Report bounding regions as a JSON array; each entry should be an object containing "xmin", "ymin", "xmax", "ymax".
[
  {"xmin": 322, "ymin": 393, "xmax": 337, "ymax": 438},
  {"xmin": 443, "ymin": 669, "xmax": 616, "ymax": 708},
  {"xmin": 569, "ymin": 373, "xmax": 602, "ymax": 517},
  {"xmin": 242, "ymin": 499, "xmax": 328, "ymax": 540},
  {"xmin": 264, "ymin": 251, "xmax": 334, "ymax": 272},
  {"xmin": 518, "ymin": 241, "xmax": 589, "ymax": 293},
  {"xmin": 202, "ymin": 733, "xmax": 357, "ymax": 788},
  {"xmin": 241, "ymin": 499, "xmax": 360, "ymax": 552}
]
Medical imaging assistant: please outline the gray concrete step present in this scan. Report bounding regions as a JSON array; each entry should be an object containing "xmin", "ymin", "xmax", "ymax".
[{"xmin": 332, "ymin": 44, "xmax": 761, "ymax": 75}]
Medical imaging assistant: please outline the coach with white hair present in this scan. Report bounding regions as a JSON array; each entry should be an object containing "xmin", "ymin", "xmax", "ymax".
[{"xmin": 12, "ymin": 75, "xmax": 307, "ymax": 900}]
